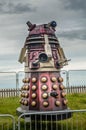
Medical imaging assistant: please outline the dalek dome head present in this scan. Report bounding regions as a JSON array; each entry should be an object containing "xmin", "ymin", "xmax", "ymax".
[
  {"xmin": 26, "ymin": 20, "xmax": 57, "ymax": 33},
  {"xmin": 18, "ymin": 20, "xmax": 69, "ymax": 70}
]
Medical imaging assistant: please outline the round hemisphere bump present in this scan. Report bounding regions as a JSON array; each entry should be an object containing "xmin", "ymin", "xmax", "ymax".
[
  {"xmin": 43, "ymin": 101, "xmax": 49, "ymax": 107},
  {"xmin": 41, "ymin": 76, "xmax": 47, "ymax": 83},
  {"xmin": 25, "ymin": 85, "xmax": 29, "ymax": 90},
  {"xmin": 51, "ymin": 76, "xmax": 57, "ymax": 82},
  {"xmin": 21, "ymin": 85, "xmax": 25, "ymax": 90},
  {"xmin": 31, "ymin": 101, "xmax": 37, "ymax": 107},
  {"xmin": 58, "ymin": 77, "xmax": 63, "ymax": 82},
  {"xmin": 59, "ymin": 84, "xmax": 65, "ymax": 90},
  {"xmin": 22, "ymin": 78, "xmax": 26, "ymax": 83},
  {"xmin": 61, "ymin": 92, "xmax": 66, "ymax": 97},
  {"xmin": 21, "ymin": 92, "xmax": 25, "ymax": 97},
  {"xmin": 20, "ymin": 99, "xmax": 24, "ymax": 104},
  {"xmin": 52, "ymin": 84, "xmax": 58, "ymax": 90},
  {"xmin": 63, "ymin": 99, "xmax": 68, "ymax": 105},
  {"xmin": 32, "ymin": 77, "xmax": 37, "ymax": 83},
  {"xmin": 41, "ymin": 84, "xmax": 48, "ymax": 91},
  {"xmin": 42, "ymin": 92, "xmax": 48, "ymax": 99},
  {"xmin": 22, "ymin": 78, "xmax": 30, "ymax": 83},
  {"xmin": 32, "ymin": 85, "xmax": 37, "ymax": 91},
  {"xmin": 25, "ymin": 93, "xmax": 29, "ymax": 98},
  {"xmin": 55, "ymin": 100, "xmax": 60, "ymax": 106},
  {"xmin": 24, "ymin": 100, "xmax": 28, "ymax": 106},
  {"xmin": 32, "ymin": 93, "xmax": 37, "ymax": 99},
  {"xmin": 25, "ymin": 78, "xmax": 30, "ymax": 83}
]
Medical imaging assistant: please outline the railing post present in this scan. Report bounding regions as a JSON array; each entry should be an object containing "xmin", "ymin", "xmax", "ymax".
[
  {"xmin": 16, "ymin": 72, "xmax": 19, "ymax": 96},
  {"xmin": 0, "ymin": 114, "xmax": 15, "ymax": 130},
  {"xmin": 66, "ymin": 71, "xmax": 69, "ymax": 88},
  {"xmin": 66, "ymin": 71, "xmax": 69, "ymax": 94}
]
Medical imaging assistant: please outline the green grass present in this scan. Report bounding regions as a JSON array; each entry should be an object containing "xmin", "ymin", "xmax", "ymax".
[
  {"xmin": 67, "ymin": 93, "xmax": 86, "ymax": 109},
  {"xmin": 0, "ymin": 97, "xmax": 19, "ymax": 118},
  {"xmin": 0, "ymin": 94, "xmax": 86, "ymax": 130},
  {"xmin": 63, "ymin": 93, "xmax": 86, "ymax": 130}
]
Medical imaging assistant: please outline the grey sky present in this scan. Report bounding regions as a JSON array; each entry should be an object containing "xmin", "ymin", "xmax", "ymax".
[{"xmin": 0, "ymin": 0, "xmax": 86, "ymax": 71}]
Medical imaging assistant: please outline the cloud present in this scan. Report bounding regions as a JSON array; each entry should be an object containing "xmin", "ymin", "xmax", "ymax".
[
  {"xmin": 0, "ymin": 1, "xmax": 36, "ymax": 14},
  {"xmin": 0, "ymin": 0, "xmax": 86, "ymax": 71},
  {"xmin": 57, "ymin": 28, "xmax": 86, "ymax": 40},
  {"xmin": 63, "ymin": 0, "xmax": 86, "ymax": 10},
  {"xmin": 61, "ymin": 0, "xmax": 86, "ymax": 17}
]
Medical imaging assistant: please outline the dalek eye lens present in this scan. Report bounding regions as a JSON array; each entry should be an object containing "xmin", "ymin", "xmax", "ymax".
[
  {"xmin": 32, "ymin": 77, "xmax": 37, "ymax": 83},
  {"xmin": 52, "ymin": 84, "xmax": 58, "ymax": 90},
  {"xmin": 42, "ymin": 93, "xmax": 48, "ymax": 99},
  {"xmin": 41, "ymin": 76, "xmax": 47, "ymax": 83},
  {"xmin": 51, "ymin": 76, "xmax": 57, "ymax": 82},
  {"xmin": 41, "ymin": 84, "xmax": 48, "ymax": 91},
  {"xmin": 43, "ymin": 101, "xmax": 49, "ymax": 107},
  {"xmin": 39, "ymin": 53, "xmax": 48, "ymax": 63},
  {"xmin": 32, "ymin": 85, "xmax": 37, "ymax": 91},
  {"xmin": 58, "ymin": 77, "xmax": 63, "ymax": 82},
  {"xmin": 31, "ymin": 101, "xmax": 37, "ymax": 107},
  {"xmin": 55, "ymin": 101, "xmax": 60, "ymax": 106},
  {"xmin": 32, "ymin": 93, "xmax": 37, "ymax": 99}
]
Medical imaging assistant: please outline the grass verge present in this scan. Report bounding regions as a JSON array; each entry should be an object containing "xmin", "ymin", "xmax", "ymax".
[{"xmin": 0, "ymin": 93, "xmax": 86, "ymax": 130}]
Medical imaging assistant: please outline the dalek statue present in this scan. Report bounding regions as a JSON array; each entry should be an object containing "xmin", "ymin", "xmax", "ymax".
[{"xmin": 17, "ymin": 21, "xmax": 71, "ymax": 119}]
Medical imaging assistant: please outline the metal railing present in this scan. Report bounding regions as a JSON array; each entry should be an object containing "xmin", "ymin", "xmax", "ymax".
[
  {"xmin": 0, "ymin": 70, "xmax": 86, "ymax": 130},
  {"xmin": 0, "ymin": 70, "xmax": 86, "ymax": 98},
  {"xmin": 0, "ymin": 86, "xmax": 86, "ymax": 98},
  {"xmin": 67, "ymin": 70, "xmax": 86, "ymax": 87},
  {"xmin": 0, "ymin": 114, "xmax": 15, "ymax": 130},
  {"xmin": 0, "ymin": 110, "xmax": 86, "ymax": 130},
  {"xmin": 0, "ymin": 70, "xmax": 86, "ymax": 88},
  {"xmin": 0, "ymin": 71, "xmax": 17, "ymax": 89},
  {"xmin": 17, "ymin": 109, "xmax": 86, "ymax": 130}
]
